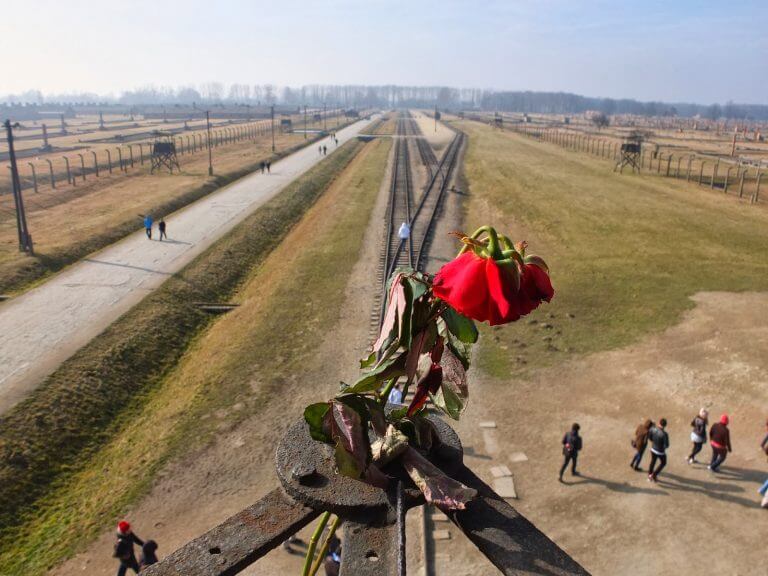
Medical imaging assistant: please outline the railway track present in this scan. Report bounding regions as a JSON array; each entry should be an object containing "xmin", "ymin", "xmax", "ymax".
[{"xmin": 369, "ymin": 111, "xmax": 464, "ymax": 339}]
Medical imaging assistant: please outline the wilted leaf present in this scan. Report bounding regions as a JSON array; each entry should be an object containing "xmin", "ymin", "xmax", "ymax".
[
  {"xmin": 372, "ymin": 273, "xmax": 405, "ymax": 353},
  {"xmin": 407, "ymin": 363, "xmax": 442, "ymax": 417},
  {"xmin": 331, "ymin": 402, "xmax": 368, "ymax": 478},
  {"xmin": 401, "ymin": 447, "xmax": 477, "ymax": 511},
  {"xmin": 370, "ymin": 425, "xmax": 409, "ymax": 466},
  {"xmin": 431, "ymin": 347, "xmax": 469, "ymax": 420},
  {"xmin": 304, "ymin": 403, "xmax": 331, "ymax": 442}
]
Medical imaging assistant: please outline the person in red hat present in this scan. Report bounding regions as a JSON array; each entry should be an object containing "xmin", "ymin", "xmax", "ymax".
[
  {"xmin": 113, "ymin": 520, "xmax": 144, "ymax": 575},
  {"xmin": 708, "ymin": 414, "xmax": 733, "ymax": 472}
]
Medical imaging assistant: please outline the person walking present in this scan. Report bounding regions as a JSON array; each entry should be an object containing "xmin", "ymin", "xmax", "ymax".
[
  {"xmin": 688, "ymin": 408, "xmax": 709, "ymax": 464},
  {"xmin": 323, "ymin": 145, "xmax": 327, "ymax": 155},
  {"xmin": 158, "ymin": 218, "xmax": 167, "ymax": 241},
  {"xmin": 559, "ymin": 423, "xmax": 582, "ymax": 481},
  {"xmin": 318, "ymin": 145, "xmax": 323, "ymax": 156},
  {"xmin": 113, "ymin": 520, "xmax": 143, "ymax": 576},
  {"xmin": 260, "ymin": 161, "xmax": 266, "ymax": 174},
  {"xmin": 708, "ymin": 414, "xmax": 732, "ymax": 472},
  {"xmin": 266, "ymin": 161, "xmax": 271, "ymax": 174},
  {"xmin": 759, "ymin": 477, "xmax": 768, "ymax": 509},
  {"xmin": 398, "ymin": 222, "xmax": 411, "ymax": 240},
  {"xmin": 143, "ymin": 215, "xmax": 153, "ymax": 240},
  {"xmin": 647, "ymin": 418, "xmax": 669, "ymax": 482},
  {"xmin": 630, "ymin": 418, "xmax": 652, "ymax": 471},
  {"xmin": 387, "ymin": 382, "xmax": 403, "ymax": 405},
  {"xmin": 139, "ymin": 540, "xmax": 159, "ymax": 570}
]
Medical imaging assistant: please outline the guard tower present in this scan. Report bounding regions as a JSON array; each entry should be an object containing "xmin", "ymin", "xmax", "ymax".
[
  {"xmin": 150, "ymin": 132, "xmax": 180, "ymax": 174},
  {"xmin": 614, "ymin": 132, "xmax": 643, "ymax": 174}
]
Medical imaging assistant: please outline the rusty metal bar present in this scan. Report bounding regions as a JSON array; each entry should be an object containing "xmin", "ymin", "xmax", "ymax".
[
  {"xmin": 340, "ymin": 508, "xmax": 401, "ymax": 576},
  {"xmin": 143, "ymin": 488, "xmax": 319, "ymax": 576},
  {"xmin": 447, "ymin": 465, "xmax": 590, "ymax": 576}
]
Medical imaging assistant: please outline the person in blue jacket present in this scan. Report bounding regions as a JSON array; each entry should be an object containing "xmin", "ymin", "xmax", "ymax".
[{"xmin": 143, "ymin": 214, "xmax": 153, "ymax": 240}]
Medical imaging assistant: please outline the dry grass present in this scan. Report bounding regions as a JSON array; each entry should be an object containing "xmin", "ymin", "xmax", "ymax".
[
  {"xmin": 0, "ymin": 138, "xmax": 384, "ymax": 575},
  {"xmin": 455, "ymin": 119, "xmax": 768, "ymax": 378}
]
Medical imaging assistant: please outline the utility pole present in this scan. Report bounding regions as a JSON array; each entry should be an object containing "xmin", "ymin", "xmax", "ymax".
[
  {"xmin": 323, "ymin": 102, "xmax": 327, "ymax": 132},
  {"xmin": 304, "ymin": 105, "xmax": 307, "ymax": 139},
  {"xmin": 4, "ymin": 120, "xmax": 33, "ymax": 253},
  {"xmin": 206, "ymin": 110, "xmax": 213, "ymax": 176},
  {"xmin": 271, "ymin": 105, "xmax": 275, "ymax": 153}
]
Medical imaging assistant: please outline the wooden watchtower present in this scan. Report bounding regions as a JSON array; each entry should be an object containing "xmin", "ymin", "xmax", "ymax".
[
  {"xmin": 614, "ymin": 133, "xmax": 643, "ymax": 174},
  {"xmin": 150, "ymin": 132, "xmax": 180, "ymax": 174}
]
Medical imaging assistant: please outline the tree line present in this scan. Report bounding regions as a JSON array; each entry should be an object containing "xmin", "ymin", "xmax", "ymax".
[{"xmin": 2, "ymin": 85, "xmax": 766, "ymax": 120}]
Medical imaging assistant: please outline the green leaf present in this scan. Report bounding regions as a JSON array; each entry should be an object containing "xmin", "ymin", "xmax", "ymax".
[
  {"xmin": 334, "ymin": 441, "xmax": 363, "ymax": 478},
  {"xmin": 304, "ymin": 403, "xmax": 331, "ymax": 442},
  {"xmin": 348, "ymin": 353, "xmax": 406, "ymax": 393},
  {"xmin": 446, "ymin": 331, "xmax": 472, "ymax": 370},
  {"xmin": 359, "ymin": 350, "xmax": 377, "ymax": 369},
  {"xmin": 442, "ymin": 308, "xmax": 479, "ymax": 343}
]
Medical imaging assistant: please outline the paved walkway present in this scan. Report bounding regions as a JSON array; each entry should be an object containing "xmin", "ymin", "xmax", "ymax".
[{"xmin": 0, "ymin": 117, "xmax": 374, "ymax": 414}]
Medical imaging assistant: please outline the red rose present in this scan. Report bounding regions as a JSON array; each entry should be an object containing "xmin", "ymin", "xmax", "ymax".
[{"xmin": 432, "ymin": 252, "xmax": 521, "ymax": 326}]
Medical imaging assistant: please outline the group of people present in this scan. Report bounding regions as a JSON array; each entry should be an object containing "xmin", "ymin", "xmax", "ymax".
[
  {"xmin": 260, "ymin": 160, "xmax": 272, "ymax": 173},
  {"xmin": 560, "ymin": 410, "xmax": 767, "ymax": 500},
  {"xmin": 142, "ymin": 215, "xmax": 167, "ymax": 241},
  {"xmin": 113, "ymin": 521, "xmax": 157, "ymax": 575},
  {"xmin": 318, "ymin": 144, "xmax": 328, "ymax": 156},
  {"xmin": 628, "ymin": 409, "xmax": 734, "ymax": 482}
]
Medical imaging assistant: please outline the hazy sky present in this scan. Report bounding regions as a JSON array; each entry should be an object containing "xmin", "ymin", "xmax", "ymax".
[{"xmin": 1, "ymin": 0, "xmax": 766, "ymax": 104}]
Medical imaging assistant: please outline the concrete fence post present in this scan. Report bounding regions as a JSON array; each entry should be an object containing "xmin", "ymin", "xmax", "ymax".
[
  {"xmin": 27, "ymin": 162, "xmax": 38, "ymax": 192},
  {"xmin": 686, "ymin": 156, "xmax": 693, "ymax": 181},
  {"xmin": 77, "ymin": 153, "xmax": 86, "ymax": 181},
  {"xmin": 738, "ymin": 167, "xmax": 746, "ymax": 197},
  {"xmin": 106, "ymin": 149, "xmax": 113, "ymax": 174},
  {"xmin": 710, "ymin": 159, "xmax": 719, "ymax": 189},
  {"xmin": 723, "ymin": 166, "xmax": 733, "ymax": 193},
  {"xmin": 63, "ymin": 156, "xmax": 72, "ymax": 184},
  {"xmin": 91, "ymin": 151, "xmax": 99, "ymax": 177},
  {"xmin": 665, "ymin": 155, "xmax": 672, "ymax": 177},
  {"xmin": 753, "ymin": 171, "xmax": 762, "ymax": 203},
  {"xmin": 45, "ymin": 158, "xmax": 55, "ymax": 189},
  {"xmin": 698, "ymin": 161, "xmax": 706, "ymax": 185},
  {"xmin": 139, "ymin": 144, "xmax": 144, "ymax": 165},
  {"xmin": 117, "ymin": 148, "xmax": 124, "ymax": 171},
  {"xmin": 128, "ymin": 145, "xmax": 134, "ymax": 168}
]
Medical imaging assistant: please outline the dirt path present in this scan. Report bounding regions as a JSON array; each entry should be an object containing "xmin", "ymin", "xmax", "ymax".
[
  {"xmin": 435, "ymin": 290, "xmax": 768, "ymax": 575},
  {"xmin": 0, "ymin": 119, "xmax": 373, "ymax": 415}
]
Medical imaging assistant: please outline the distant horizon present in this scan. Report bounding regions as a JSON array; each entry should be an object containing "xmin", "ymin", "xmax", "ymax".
[{"xmin": 1, "ymin": 84, "xmax": 765, "ymax": 109}]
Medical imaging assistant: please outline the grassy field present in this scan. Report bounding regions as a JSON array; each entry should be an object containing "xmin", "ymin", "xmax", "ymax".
[
  {"xmin": 0, "ymin": 137, "xmax": 386, "ymax": 575},
  {"xmin": 0, "ymin": 125, "xmax": 345, "ymax": 293},
  {"xmin": 455, "ymin": 120, "xmax": 768, "ymax": 378}
]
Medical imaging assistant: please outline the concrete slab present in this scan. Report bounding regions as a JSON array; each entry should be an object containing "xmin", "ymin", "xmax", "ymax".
[
  {"xmin": 433, "ymin": 529, "xmax": 452, "ymax": 541},
  {"xmin": 509, "ymin": 452, "xmax": 529, "ymax": 463},
  {"xmin": 493, "ymin": 476, "xmax": 518, "ymax": 499},
  {"xmin": 490, "ymin": 465, "xmax": 512, "ymax": 478},
  {"xmin": 479, "ymin": 421, "xmax": 497, "ymax": 428}
]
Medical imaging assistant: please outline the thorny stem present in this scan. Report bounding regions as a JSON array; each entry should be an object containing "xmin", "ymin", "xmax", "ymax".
[
  {"xmin": 309, "ymin": 515, "xmax": 342, "ymax": 576},
  {"xmin": 302, "ymin": 511, "xmax": 331, "ymax": 576}
]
